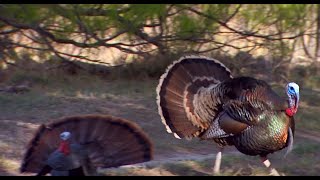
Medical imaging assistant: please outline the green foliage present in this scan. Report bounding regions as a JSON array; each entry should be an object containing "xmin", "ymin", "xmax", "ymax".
[
  {"xmin": 174, "ymin": 15, "xmax": 200, "ymax": 38},
  {"xmin": 126, "ymin": 4, "xmax": 166, "ymax": 20},
  {"xmin": 0, "ymin": 5, "xmax": 50, "ymax": 24},
  {"xmin": 241, "ymin": 4, "xmax": 309, "ymax": 32},
  {"xmin": 201, "ymin": 4, "xmax": 233, "ymax": 20},
  {"xmin": 0, "ymin": 3, "xmax": 319, "ymax": 70},
  {"xmin": 0, "ymin": 4, "xmax": 312, "ymax": 39},
  {"xmin": 272, "ymin": 4, "xmax": 308, "ymax": 31}
]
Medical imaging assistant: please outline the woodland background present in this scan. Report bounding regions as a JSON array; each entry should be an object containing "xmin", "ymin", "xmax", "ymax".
[{"xmin": 0, "ymin": 4, "xmax": 319, "ymax": 176}]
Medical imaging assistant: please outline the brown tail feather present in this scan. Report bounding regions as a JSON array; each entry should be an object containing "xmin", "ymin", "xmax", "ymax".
[
  {"xmin": 157, "ymin": 55, "xmax": 232, "ymax": 139},
  {"xmin": 20, "ymin": 114, "xmax": 153, "ymax": 174}
]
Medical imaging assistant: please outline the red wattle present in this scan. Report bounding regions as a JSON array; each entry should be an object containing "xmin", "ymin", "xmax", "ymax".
[
  {"xmin": 285, "ymin": 108, "xmax": 295, "ymax": 117},
  {"xmin": 58, "ymin": 141, "xmax": 70, "ymax": 155}
]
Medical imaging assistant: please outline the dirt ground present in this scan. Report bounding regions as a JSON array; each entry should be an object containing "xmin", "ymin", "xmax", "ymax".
[{"xmin": 0, "ymin": 78, "xmax": 319, "ymax": 176}]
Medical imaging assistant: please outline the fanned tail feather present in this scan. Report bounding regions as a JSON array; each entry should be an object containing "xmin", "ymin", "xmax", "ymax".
[
  {"xmin": 156, "ymin": 55, "xmax": 232, "ymax": 139},
  {"xmin": 20, "ymin": 115, "xmax": 153, "ymax": 174}
]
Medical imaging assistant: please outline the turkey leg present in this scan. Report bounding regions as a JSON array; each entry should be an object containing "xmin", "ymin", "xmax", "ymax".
[
  {"xmin": 261, "ymin": 156, "xmax": 280, "ymax": 176},
  {"xmin": 213, "ymin": 147, "xmax": 223, "ymax": 175}
]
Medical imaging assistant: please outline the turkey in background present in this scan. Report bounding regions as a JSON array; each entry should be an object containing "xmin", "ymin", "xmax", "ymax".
[
  {"xmin": 156, "ymin": 55, "xmax": 299, "ymax": 176},
  {"xmin": 20, "ymin": 114, "xmax": 153, "ymax": 176}
]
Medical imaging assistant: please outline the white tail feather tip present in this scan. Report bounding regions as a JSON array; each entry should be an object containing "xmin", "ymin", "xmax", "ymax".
[{"xmin": 174, "ymin": 133, "xmax": 181, "ymax": 139}]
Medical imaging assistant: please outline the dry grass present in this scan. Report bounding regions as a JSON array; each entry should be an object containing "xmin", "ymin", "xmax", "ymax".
[
  {"xmin": 0, "ymin": 71, "xmax": 319, "ymax": 176},
  {"xmin": 99, "ymin": 136, "xmax": 320, "ymax": 176}
]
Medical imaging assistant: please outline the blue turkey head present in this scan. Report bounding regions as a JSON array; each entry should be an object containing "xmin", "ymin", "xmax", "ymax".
[
  {"xmin": 286, "ymin": 82, "xmax": 300, "ymax": 116},
  {"xmin": 60, "ymin": 132, "xmax": 71, "ymax": 141}
]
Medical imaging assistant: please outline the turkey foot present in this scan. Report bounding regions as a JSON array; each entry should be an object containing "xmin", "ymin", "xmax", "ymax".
[{"xmin": 261, "ymin": 156, "xmax": 280, "ymax": 176}]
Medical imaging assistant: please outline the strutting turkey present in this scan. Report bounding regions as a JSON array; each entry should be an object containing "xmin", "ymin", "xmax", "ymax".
[
  {"xmin": 156, "ymin": 55, "xmax": 299, "ymax": 176},
  {"xmin": 20, "ymin": 114, "xmax": 153, "ymax": 176}
]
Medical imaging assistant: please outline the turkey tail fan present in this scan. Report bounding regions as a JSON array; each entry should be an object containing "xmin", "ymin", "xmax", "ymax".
[
  {"xmin": 156, "ymin": 55, "xmax": 233, "ymax": 139},
  {"xmin": 20, "ymin": 114, "xmax": 153, "ymax": 174},
  {"xmin": 20, "ymin": 124, "xmax": 50, "ymax": 173}
]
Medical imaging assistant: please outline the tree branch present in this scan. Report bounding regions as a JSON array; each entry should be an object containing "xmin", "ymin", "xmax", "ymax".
[
  {"xmin": 0, "ymin": 28, "xmax": 20, "ymax": 35},
  {"xmin": 187, "ymin": 7, "xmax": 305, "ymax": 41}
]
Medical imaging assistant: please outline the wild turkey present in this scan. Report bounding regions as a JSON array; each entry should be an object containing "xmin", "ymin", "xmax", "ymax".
[
  {"xmin": 20, "ymin": 114, "xmax": 153, "ymax": 176},
  {"xmin": 156, "ymin": 55, "xmax": 299, "ymax": 176}
]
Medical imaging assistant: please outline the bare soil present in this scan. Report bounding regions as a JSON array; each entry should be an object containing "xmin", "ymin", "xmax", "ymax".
[{"xmin": 0, "ymin": 79, "xmax": 319, "ymax": 176}]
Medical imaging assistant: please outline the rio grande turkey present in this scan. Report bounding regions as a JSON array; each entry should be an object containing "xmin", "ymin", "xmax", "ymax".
[
  {"xmin": 156, "ymin": 55, "xmax": 299, "ymax": 176},
  {"xmin": 20, "ymin": 114, "xmax": 153, "ymax": 176}
]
